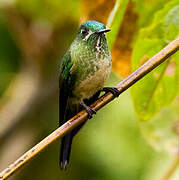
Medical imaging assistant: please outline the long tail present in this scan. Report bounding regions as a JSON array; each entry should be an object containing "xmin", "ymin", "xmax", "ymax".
[
  {"xmin": 60, "ymin": 103, "xmax": 80, "ymax": 170},
  {"xmin": 60, "ymin": 132, "xmax": 73, "ymax": 170}
]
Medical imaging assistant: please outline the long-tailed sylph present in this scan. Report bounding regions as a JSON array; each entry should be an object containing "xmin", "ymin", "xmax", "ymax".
[{"xmin": 59, "ymin": 20, "xmax": 119, "ymax": 170}]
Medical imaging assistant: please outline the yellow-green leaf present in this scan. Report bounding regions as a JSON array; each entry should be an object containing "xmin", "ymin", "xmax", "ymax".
[{"xmin": 131, "ymin": 0, "xmax": 179, "ymax": 121}]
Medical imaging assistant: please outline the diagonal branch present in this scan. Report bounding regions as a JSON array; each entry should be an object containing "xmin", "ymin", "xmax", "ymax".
[{"xmin": 0, "ymin": 36, "xmax": 179, "ymax": 180}]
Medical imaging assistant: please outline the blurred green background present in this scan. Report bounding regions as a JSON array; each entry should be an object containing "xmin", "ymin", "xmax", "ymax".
[{"xmin": 0, "ymin": 0, "xmax": 179, "ymax": 180}]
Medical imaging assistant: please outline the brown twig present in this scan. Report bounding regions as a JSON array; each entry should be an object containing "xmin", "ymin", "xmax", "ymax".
[{"xmin": 0, "ymin": 36, "xmax": 179, "ymax": 180}]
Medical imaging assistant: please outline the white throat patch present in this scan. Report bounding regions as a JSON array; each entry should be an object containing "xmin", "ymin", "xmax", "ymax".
[
  {"xmin": 96, "ymin": 36, "xmax": 101, "ymax": 46},
  {"xmin": 95, "ymin": 36, "xmax": 102, "ymax": 51}
]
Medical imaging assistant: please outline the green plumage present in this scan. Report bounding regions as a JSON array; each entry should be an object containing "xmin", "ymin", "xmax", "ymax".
[{"xmin": 59, "ymin": 21, "xmax": 112, "ymax": 170}]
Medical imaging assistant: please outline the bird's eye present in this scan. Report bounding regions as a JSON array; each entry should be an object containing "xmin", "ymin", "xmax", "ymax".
[{"xmin": 81, "ymin": 29, "xmax": 87, "ymax": 34}]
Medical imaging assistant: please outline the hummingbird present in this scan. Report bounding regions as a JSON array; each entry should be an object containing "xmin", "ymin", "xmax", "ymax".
[{"xmin": 59, "ymin": 20, "xmax": 119, "ymax": 170}]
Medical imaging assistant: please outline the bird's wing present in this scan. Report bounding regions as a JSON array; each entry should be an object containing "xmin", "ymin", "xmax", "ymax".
[
  {"xmin": 59, "ymin": 50, "xmax": 77, "ymax": 170},
  {"xmin": 59, "ymin": 50, "xmax": 74, "ymax": 126}
]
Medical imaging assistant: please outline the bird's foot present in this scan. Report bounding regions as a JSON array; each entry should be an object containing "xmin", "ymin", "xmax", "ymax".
[
  {"xmin": 102, "ymin": 87, "xmax": 120, "ymax": 97},
  {"xmin": 80, "ymin": 100, "xmax": 96, "ymax": 119}
]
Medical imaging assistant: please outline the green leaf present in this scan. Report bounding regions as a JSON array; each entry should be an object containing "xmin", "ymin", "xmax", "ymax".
[
  {"xmin": 163, "ymin": 5, "xmax": 179, "ymax": 42},
  {"xmin": 131, "ymin": 0, "xmax": 179, "ymax": 121},
  {"xmin": 140, "ymin": 97, "xmax": 179, "ymax": 154},
  {"xmin": 106, "ymin": 0, "xmax": 129, "ymax": 50},
  {"xmin": 133, "ymin": 0, "xmax": 170, "ymax": 28}
]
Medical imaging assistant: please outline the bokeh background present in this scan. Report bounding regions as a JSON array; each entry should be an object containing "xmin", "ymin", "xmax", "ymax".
[{"xmin": 0, "ymin": 0, "xmax": 179, "ymax": 179}]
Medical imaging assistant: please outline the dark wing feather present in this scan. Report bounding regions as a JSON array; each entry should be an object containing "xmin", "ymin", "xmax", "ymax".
[
  {"xmin": 59, "ymin": 50, "xmax": 73, "ymax": 125},
  {"xmin": 59, "ymin": 51, "xmax": 74, "ymax": 170}
]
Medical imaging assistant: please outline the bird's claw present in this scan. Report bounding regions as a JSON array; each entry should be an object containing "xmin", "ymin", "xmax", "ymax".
[
  {"xmin": 85, "ymin": 107, "xmax": 96, "ymax": 119},
  {"xmin": 102, "ymin": 87, "xmax": 120, "ymax": 97},
  {"xmin": 80, "ymin": 100, "xmax": 96, "ymax": 119}
]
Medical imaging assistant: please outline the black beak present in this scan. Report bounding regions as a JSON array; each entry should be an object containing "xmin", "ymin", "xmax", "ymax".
[{"xmin": 96, "ymin": 29, "xmax": 111, "ymax": 34}]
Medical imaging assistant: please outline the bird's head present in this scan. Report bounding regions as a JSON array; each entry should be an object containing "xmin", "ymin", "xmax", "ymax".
[{"xmin": 76, "ymin": 21, "xmax": 110, "ymax": 49}]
